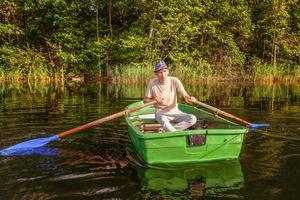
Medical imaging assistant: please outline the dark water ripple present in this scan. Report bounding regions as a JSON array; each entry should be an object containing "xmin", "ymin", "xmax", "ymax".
[{"xmin": 0, "ymin": 82, "xmax": 300, "ymax": 199}]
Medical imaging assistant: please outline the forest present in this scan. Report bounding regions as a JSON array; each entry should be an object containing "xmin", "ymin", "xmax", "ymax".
[{"xmin": 0, "ymin": 0, "xmax": 300, "ymax": 83}]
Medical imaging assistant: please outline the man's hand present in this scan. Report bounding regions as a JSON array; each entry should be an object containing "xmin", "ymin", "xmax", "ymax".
[{"xmin": 184, "ymin": 95, "xmax": 196, "ymax": 104}]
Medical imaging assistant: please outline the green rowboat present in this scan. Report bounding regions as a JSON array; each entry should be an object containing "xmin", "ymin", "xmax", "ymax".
[{"xmin": 125, "ymin": 101, "xmax": 248, "ymax": 164}]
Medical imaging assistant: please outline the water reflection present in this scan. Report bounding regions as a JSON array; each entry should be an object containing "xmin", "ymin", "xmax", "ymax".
[
  {"xmin": 0, "ymin": 81, "xmax": 300, "ymax": 199},
  {"xmin": 137, "ymin": 160, "xmax": 244, "ymax": 198},
  {"xmin": 1, "ymin": 82, "xmax": 299, "ymax": 113}
]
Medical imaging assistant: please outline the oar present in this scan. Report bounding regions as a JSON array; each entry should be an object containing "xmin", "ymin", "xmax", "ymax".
[
  {"xmin": 193, "ymin": 100, "xmax": 270, "ymax": 129},
  {"xmin": 0, "ymin": 100, "xmax": 156, "ymax": 156}
]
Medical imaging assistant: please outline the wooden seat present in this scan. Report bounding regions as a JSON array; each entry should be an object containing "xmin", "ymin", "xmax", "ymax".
[{"xmin": 139, "ymin": 124, "xmax": 163, "ymax": 133}]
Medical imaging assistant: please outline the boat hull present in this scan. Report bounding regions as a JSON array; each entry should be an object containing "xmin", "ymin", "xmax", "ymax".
[{"xmin": 126, "ymin": 101, "xmax": 248, "ymax": 164}]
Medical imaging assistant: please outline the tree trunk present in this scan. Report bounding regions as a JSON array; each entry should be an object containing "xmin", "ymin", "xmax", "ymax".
[
  {"xmin": 96, "ymin": 2, "xmax": 101, "ymax": 80},
  {"xmin": 148, "ymin": 27, "xmax": 153, "ymax": 39},
  {"xmin": 106, "ymin": 0, "xmax": 113, "ymax": 81},
  {"xmin": 272, "ymin": 29, "xmax": 277, "ymax": 68}
]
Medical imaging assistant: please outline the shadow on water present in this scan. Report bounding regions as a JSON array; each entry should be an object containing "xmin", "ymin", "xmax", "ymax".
[{"xmin": 0, "ymin": 81, "xmax": 300, "ymax": 199}]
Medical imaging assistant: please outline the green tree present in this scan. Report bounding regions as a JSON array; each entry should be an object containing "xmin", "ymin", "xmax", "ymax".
[
  {"xmin": 117, "ymin": 0, "xmax": 253, "ymax": 77},
  {"xmin": 249, "ymin": 0, "xmax": 300, "ymax": 66},
  {"xmin": 0, "ymin": 1, "xmax": 23, "ymax": 45}
]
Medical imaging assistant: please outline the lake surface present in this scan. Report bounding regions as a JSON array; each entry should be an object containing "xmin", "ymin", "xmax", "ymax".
[{"xmin": 0, "ymin": 81, "xmax": 299, "ymax": 200}]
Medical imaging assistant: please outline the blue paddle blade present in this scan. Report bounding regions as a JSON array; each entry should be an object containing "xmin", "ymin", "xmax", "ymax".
[
  {"xmin": 249, "ymin": 123, "xmax": 270, "ymax": 128},
  {"xmin": 0, "ymin": 146, "xmax": 59, "ymax": 157},
  {"xmin": 0, "ymin": 135, "xmax": 59, "ymax": 156}
]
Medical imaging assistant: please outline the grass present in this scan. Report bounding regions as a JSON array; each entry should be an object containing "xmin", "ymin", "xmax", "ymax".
[
  {"xmin": 1, "ymin": 55, "xmax": 300, "ymax": 84},
  {"xmin": 111, "ymin": 61, "xmax": 155, "ymax": 83},
  {"xmin": 253, "ymin": 63, "xmax": 300, "ymax": 83},
  {"xmin": 111, "ymin": 60, "xmax": 270, "ymax": 84},
  {"xmin": 111, "ymin": 60, "xmax": 219, "ymax": 84}
]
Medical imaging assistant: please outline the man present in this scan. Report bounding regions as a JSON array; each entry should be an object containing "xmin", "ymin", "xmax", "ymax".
[{"xmin": 143, "ymin": 60, "xmax": 197, "ymax": 132}]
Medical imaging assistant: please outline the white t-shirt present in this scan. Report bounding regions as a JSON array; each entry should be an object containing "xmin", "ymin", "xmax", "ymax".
[{"xmin": 145, "ymin": 76, "xmax": 188, "ymax": 113}]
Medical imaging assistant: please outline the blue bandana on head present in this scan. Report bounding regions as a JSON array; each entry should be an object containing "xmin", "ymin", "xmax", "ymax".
[{"xmin": 154, "ymin": 61, "xmax": 168, "ymax": 72}]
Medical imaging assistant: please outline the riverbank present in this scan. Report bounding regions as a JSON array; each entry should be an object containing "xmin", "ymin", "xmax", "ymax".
[
  {"xmin": 2, "ymin": 64, "xmax": 300, "ymax": 85},
  {"xmin": 1, "ymin": 74, "xmax": 300, "ymax": 85}
]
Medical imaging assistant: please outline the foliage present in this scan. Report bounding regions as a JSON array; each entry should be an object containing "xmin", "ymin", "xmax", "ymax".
[
  {"xmin": 0, "ymin": 0, "xmax": 299, "ymax": 82},
  {"xmin": 0, "ymin": 46, "xmax": 52, "ymax": 81}
]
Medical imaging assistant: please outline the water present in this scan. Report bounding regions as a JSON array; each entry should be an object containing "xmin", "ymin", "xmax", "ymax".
[{"xmin": 0, "ymin": 82, "xmax": 299, "ymax": 200}]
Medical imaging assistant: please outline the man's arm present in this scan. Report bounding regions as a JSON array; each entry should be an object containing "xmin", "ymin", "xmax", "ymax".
[
  {"xmin": 144, "ymin": 96, "xmax": 163, "ymax": 104},
  {"xmin": 144, "ymin": 96, "xmax": 154, "ymax": 104},
  {"xmin": 174, "ymin": 77, "xmax": 196, "ymax": 104}
]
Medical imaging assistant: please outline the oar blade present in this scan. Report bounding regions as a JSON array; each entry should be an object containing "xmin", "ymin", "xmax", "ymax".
[
  {"xmin": 249, "ymin": 123, "xmax": 270, "ymax": 128},
  {"xmin": 2, "ymin": 147, "xmax": 59, "ymax": 157},
  {"xmin": 0, "ymin": 135, "xmax": 59, "ymax": 156}
]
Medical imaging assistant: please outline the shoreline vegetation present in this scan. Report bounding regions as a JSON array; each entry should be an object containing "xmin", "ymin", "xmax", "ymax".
[
  {"xmin": 1, "ymin": 61, "xmax": 300, "ymax": 84},
  {"xmin": 1, "ymin": 1, "xmax": 300, "ymax": 84},
  {"xmin": 0, "ymin": 72, "xmax": 300, "ymax": 85}
]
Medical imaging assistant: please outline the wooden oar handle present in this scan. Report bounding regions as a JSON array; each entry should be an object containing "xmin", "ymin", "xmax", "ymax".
[
  {"xmin": 58, "ymin": 100, "xmax": 156, "ymax": 138},
  {"xmin": 193, "ymin": 100, "xmax": 251, "ymax": 127}
]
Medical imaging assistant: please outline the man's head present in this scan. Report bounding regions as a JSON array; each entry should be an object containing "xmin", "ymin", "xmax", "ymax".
[
  {"xmin": 154, "ymin": 60, "xmax": 168, "ymax": 72},
  {"xmin": 154, "ymin": 60, "xmax": 169, "ymax": 83}
]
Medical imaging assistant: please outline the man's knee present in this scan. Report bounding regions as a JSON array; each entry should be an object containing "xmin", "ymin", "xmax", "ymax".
[
  {"xmin": 190, "ymin": 114, "xmax": 197, "ymax": 125},
  {"xmin": 156, "ymin": 114, "xmax": 167, "ymax": 122}
]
